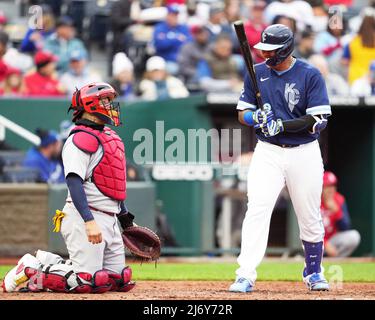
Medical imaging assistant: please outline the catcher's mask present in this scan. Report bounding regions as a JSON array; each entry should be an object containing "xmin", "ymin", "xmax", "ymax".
[{"xmin": 69, "ymin": 82, "xmax": 122, "ymax": 126}]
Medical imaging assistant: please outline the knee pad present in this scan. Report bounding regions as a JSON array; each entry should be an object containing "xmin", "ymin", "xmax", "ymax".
[
  {"xmin": 71, "ymin": 270, "xmax": 111, "ymax": 294},
  {"xmin": 108, "ymin": 266, "xmax": 135, "ymax": 292}
]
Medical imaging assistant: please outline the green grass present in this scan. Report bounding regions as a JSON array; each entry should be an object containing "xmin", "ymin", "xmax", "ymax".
[{"xmin": 1, "ymin": 262, "xmax": 374, "ymax": 282}]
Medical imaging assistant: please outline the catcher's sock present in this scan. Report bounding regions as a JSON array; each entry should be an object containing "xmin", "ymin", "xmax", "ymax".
[{"xmin": 302, "ymin": 240, "xmax": 323, "ymax": 276}]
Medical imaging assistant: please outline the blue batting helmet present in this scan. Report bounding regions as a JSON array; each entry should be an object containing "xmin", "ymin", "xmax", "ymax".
[{"xmin": 254, "ymin": 24, "xmax": 294, "ymax": 67}]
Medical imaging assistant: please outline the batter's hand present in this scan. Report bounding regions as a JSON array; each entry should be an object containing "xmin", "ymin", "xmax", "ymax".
[
  {"xmin": 85, "ymin": 220, "xmax": 103, "ymax": 244},
  {"xmin": 253, "ymin": 103, "xmax": 274, "ymax": 124},
  {"xmin": 256, "ymin": 118, "xmax": 284, "ymax": 137}
]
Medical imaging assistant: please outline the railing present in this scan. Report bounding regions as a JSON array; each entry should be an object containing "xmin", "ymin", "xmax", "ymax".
[{"xmin": 0, "ymin": 114, "xmax": 41, "ymax": 146}]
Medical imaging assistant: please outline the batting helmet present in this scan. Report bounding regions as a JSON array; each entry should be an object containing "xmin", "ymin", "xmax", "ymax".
[
  {"xmin": 69, "ymin": 82, "xmax": 121, "ymax": 126},
  {"xmin": 254, "ymin": 24, "xmax": 294, "ymax": 67},
  {"xmin": 323, "ymin": 171, "xmax": 338, "ymax": 187}
]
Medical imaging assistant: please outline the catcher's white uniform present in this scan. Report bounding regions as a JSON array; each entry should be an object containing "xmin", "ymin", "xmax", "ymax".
[{"xmin": 60, "ymin": 135, "xmax": 125, "ymax": 274}]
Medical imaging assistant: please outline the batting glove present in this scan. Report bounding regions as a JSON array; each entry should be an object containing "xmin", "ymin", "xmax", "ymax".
[
  {"xmin": 253, "ymin": 103, "xmax": 274, "ymax": 124},
  {"xmin": 255, "ymin": 118, "xmax": 284, "ymax": 137}
]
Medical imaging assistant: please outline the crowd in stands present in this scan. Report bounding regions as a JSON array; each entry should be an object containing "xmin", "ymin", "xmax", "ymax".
[{"xmin": 0, "ymin": 0, "xmax": 374, "ymax": 100}]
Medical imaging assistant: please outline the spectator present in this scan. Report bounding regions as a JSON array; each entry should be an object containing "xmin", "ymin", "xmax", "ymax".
[
  {"xmin": 294, "ymin": 29, "xmax": 316, "ymax": 60},
  {"xmin": 224, "ymin": 0, "xmax": 241, "ymax": 24},
  {"xmin": 314, "ymin": 11, "xmax": 348, "ymax": 76},
  {"xmin": 110, "ymin": 52, "xmax": 136, "ymax": 100},
  {"xmin": 264, "ymin": 0, "xmax": 314, "ymax": 32},
  {"xmin": 44, "ymin": 16, "xmax": 87, "ymax": 74},
  {"xmin": 152, "ymin": 4, "xmax": 192, "ymax": 75},
  {"xmin": 244, "ymin": 1, "xmax": 268, "ymax": 63},
  {"xmin": 1, "ymin": 30, "xmax": 33, "ymax": 74},
  {"xmin": 23, "ymin": 51, "xmax": 66, "ymax": 96},
  {"xmin": 205, "ymin": 2, "xmax": 233, "ymax": 42},
  {"xmin": 342, "ymin": 9, "xmax": 375, "ymax": 84},
  {"xmin": 321, "ymin": 171, "xmax": 361, "ymax": 257},
  {"xmin": 309, "ymin": 0, "xmax": 330, "ymax": 33},
  {"xmin": 348, "ymin": 2, "xmax": 375, "ymax": 34},
  {"xmin": 0, "ymin": 67, "xmax": 24, "ymax": 96},
  {"xmin": 20, "ymin": 4, "xmax": 55, "ymax": 54},
  {"xmin": 185, "ymin": 0, "xmax": 203, "ymax": 27},
  {"xmin": 0, "ymin": 31, "xmax": 10, "ymax": 83},
  {"xmin": 271, "ymin": 15, "xmax": 297, "ymax": 34},
  {"xmin": 0, "ymin": 10, "xmax": 7, "ymax": 31},
  {"xmin": 23, "ymin": 129, "xmax": 65, "ymax": 184},
  {"xmin": 197, "ymin": 34, "xmax": 243, "ymax": 93},
  {"xmin": 110, "ymin": 0, "xmax": 135, "ymax": 55},
  {"xmin": 309, "ymin": 54, "xmax": 350, "ymax": 96},
  {"xmin": 177, "ymin": 25, "xmax": 210, "ymax": 89},
  {"xmin": 59, "ymin": 50, "xmax": 102, "ymax": 96},
  {"xmin": 139, "ymin": 56, "xmax": 189, "ymax": 100},
  {"xmin": 351, "ymin": 60, "xmax": 375, "ymax": 97}
]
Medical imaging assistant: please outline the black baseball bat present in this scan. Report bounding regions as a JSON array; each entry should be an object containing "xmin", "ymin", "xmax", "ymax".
[{"xmin": 233, "ymin": 20, "xmax": 264, "ymax": 110}]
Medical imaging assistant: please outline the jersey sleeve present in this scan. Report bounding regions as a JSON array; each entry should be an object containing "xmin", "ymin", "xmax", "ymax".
[
  {"xmin": 62, "ymin": 135, "xmax": 90, "ymax": 180},
  {"xmin": 305, "ymin": 71, "xmax": 332, "ymax": 116},
  {"xmin": 236, "ymin": 73, "xmax": 257, "ymax": 111}
]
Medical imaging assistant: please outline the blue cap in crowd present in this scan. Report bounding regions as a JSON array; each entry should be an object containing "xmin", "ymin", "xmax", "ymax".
[
  {"xmin": 40, "ymin": 130, "xmax": 59, "ymax": 148},
  {"xmin": 56, "ymin": 15, "xmax": 74, "ymax": 28},
  {"xmin": 69, "ymin": 49, "xmax": 87, "ymax": 61},
  {"xmin": 370, "ymin": 61, "xmax": 375, "ymax": 71},
  {"xmin": 167, "ymin": 4, "xmax": 180, "ymax": 14}
]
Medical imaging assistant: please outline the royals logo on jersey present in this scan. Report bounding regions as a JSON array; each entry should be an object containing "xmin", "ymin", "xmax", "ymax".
[{"xmin": 284, "ymin": 83, "xmax": 300, "ymax": 112}]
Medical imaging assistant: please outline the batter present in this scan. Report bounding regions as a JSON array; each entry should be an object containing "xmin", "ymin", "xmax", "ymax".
[
  {"xmin": 2, "ymin": 82, "xmax": 136, "ymax": 293},
  {"xmin": 229, "ymin": 24, "xmax": 332, "ymax": 292}
]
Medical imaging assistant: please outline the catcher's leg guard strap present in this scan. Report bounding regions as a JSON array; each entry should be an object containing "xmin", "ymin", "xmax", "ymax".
[{"xmin": 108, "ymin": 266, "xmax": 135, "ymax": 292}]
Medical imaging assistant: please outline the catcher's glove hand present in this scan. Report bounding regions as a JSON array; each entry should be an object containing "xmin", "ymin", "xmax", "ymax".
[{"xmin": 119, "ymin": 212, "xmax": 161, "ymax": 260}]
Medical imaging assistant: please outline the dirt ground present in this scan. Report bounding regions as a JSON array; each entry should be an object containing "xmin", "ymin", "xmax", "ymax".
[{"xmin": 1, "ymin": 281, "xmax": 375, "ymax": 300}]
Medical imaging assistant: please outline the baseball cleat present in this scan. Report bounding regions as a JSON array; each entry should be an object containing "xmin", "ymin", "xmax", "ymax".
[
  {"xmin": 2, "ymin": 253, "xmax": 41, "ymax": 293},
  {"xmin": 229, "ymin": 277, "xmax": 253, "ymax": 293},
  {"xmin": 303, "ymin": 272, "xmax": 329, "ymax": 291}
]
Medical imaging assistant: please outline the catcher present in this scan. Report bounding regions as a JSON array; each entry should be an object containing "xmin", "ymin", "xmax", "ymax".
[{"xmin": 2, "ymin": 82, "xmax": 160, "ymax": 294}]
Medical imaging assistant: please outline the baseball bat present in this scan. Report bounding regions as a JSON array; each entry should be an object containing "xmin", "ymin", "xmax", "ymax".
[{"xmin": 233, "ymin": 20, "xmax": 264, "ymax": 110}]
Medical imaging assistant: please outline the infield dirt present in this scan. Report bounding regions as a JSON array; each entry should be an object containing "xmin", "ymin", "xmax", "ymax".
[{"xmin": 1, "ymin": 281, "xmax": 375, "ymax": 300}]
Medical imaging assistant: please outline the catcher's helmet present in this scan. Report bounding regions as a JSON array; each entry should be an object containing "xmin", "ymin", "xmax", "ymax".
[
  {"xmin": 254, "ymin": 24, "xmax": 294, "ymax": 67},
  {"xmin": 69, "ymin": 82, "xmax": 121, "ymax": 126}
]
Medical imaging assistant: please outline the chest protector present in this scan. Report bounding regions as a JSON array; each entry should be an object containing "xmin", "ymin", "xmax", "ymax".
[{"xmin": 70, "ymin": 125, "xmax": 126, "ymax": 201}]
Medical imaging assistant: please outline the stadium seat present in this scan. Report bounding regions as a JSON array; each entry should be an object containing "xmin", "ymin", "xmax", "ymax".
[
  {"xmin": 1, "ymin": 166, "xmax": 39, "ymax": 183},
  {"xmin": 0, "ymin": 150, "xmax": 26, "ymax": 167}
]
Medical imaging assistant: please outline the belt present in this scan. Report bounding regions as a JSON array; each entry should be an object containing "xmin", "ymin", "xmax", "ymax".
[
  {"xmin": 272, "ymin": 143, "xmax": 300, "ymax": 148},
  {"xmin": 89, "ymin": 205, "xmax": 116, "ymax": 217},
  {"xmin": 66, "ymin": 201, "xmax": 117, "ymax": 217}
]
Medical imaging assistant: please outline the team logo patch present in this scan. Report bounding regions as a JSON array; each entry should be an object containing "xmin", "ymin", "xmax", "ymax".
[{"xmin": 284, "ymin": 83, "xmax": 300, "ymax": 112}]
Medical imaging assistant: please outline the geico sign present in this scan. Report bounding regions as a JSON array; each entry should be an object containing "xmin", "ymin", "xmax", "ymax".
[{"xmin": 152, "ymin": 165, "xmax": 213, "ymax": 181}]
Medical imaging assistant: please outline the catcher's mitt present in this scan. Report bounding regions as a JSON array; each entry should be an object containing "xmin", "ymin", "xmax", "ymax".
[{"xmin": 122, "ymin": 225, "xmax": 161, "ymax": 261}]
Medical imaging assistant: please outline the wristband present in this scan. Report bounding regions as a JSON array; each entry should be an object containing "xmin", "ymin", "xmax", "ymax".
[{"xmin": 243, "ymin": 111, "xmax": 254, "ymax": 126}]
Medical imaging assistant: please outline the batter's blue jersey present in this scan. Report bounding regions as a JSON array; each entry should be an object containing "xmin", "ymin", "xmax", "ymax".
[{"xmin": 237, "ymin": 59, "xmax": 332, "ymax": 145}]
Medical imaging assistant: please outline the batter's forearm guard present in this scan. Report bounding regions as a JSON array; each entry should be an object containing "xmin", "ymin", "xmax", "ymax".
[{"xmin": 282, "ymin": 115, "xmax": 318, "ymax": 133}]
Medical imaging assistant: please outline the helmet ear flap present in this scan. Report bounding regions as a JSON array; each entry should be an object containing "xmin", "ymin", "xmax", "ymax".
[{"xmin": 277, "ymin": 37, "xmax": 294, "ymax": 59}]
